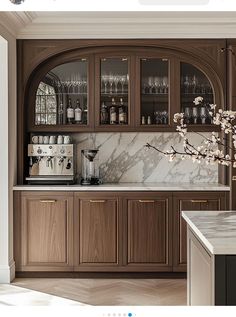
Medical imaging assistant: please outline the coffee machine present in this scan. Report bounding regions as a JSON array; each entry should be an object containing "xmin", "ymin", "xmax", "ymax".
[
  {"xmin": 81, "ymin": 149, "xmax": 101, "ymax": 185},
  {"xmin": 26, "ymin": 144, "xmax": 76, "ymax": 184}
]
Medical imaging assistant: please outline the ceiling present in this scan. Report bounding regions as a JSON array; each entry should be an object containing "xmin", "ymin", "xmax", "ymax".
[{"xmin": 2, "ymin": 11, "xmax": 236, "ymax": 39}]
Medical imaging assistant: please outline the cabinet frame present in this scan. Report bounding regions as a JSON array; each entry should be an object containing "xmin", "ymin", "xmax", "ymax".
[
  {"xmin": 173, "ymin": 191, "xmax": 227, "ymax": 272},
  {"xmin": 18, "ymin": 191, "xmax": 74, "ymax": 272}
]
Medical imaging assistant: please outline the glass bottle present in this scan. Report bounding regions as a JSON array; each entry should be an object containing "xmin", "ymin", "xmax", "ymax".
[
  {"xmin": 66, "ymin": 98, "xmax": 74, "ymax": 124},
  {"xmin": 83, "ymin": 103, "xmax": 88, "ymax": 124},
  {"xmin": 118, "ymin": 98, "xmax": 127, "ymax": 124},
  {"xmin": 110, "ymin": 98, "xmax": 117, "ymax": 124},
  {"xmin": 101, "ymin": 102, "xmax": 109, "ymax": 124},
  {"xmin": 74, "ymin": 99, "xmax": 82, "ymax": 124}
]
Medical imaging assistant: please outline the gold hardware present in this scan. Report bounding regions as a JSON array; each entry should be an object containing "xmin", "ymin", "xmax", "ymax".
[
  {"xmin": 89, "ymin": 200, "xmax": 106, "ymax": 203},
  {"xmin": 139, "ymin": 200, "xmax": 155, "ymax": 203},
  {"xmin": 40, "ymin": 200, "xmax": 56, "ymax": 203},
  {"xmin": 232, "ymin": 176, "xmax": 236, "ymax": 181},
  {"xmin": 191, "ymin": 200, "xmax": 208, "ymax": 203}
]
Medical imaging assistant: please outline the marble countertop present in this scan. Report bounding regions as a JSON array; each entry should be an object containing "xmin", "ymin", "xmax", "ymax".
[
  {"xmin": 182, "ymin": 210, "xmax": 236, "ymax": 255},
  {"xmin": 13, "ymin": 183, "xmax": 230, "ymax": 192}
]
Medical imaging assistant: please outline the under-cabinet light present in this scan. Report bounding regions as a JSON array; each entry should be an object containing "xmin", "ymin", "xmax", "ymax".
[{"xmin": 139, "ymin": 0, "xmax": 209, "ymax": 4}]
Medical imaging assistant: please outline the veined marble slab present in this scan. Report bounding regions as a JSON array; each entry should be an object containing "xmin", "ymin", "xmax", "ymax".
[
  {"xmin": 182, "ymin": 210, "xmax": 236, "ymax": 255},
  {"xmin": 73, "ymin": 132, "xmax": 218, "ymax": 183},
  {"xmin": 13, "ymin": 183, "xmax": 230, "ymax": 191}
]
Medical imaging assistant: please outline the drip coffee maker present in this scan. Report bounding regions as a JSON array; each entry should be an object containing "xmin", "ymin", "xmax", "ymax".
[{"xmin": 81, "ymin": 149, "xmax": 101, "ymax": 185}]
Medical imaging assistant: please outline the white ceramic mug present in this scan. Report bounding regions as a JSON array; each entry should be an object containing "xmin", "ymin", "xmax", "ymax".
[
  {"xmin": 32, "ymin": 135, "xmax": 38, "ymax": 144},
  {"xmin": 49, "ymin": 135, "xmax": 57, "ymax": 144},
  {"xmin": 38, "ymin": 135, "xmax": 44, "ymax": 144},
  {"xmin": 64, "ymin": 135, "xmax": 71, "ymax": 144},
  {"xmin": 57, "ymin": 135, "xmax": 63, "ymax": 144},
  {"xmin": 43, "ymin": 135, "xmax": 49, "ymax": 144}
]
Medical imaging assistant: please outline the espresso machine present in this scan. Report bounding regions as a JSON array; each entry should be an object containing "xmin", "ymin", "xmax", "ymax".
[
  {"xmin": 26, "ymin": 144, "xmax": 76, "ymax": 184},
  {"xmin": 81, "ymin": 149, "xmax": 101, "ymax": 185}
]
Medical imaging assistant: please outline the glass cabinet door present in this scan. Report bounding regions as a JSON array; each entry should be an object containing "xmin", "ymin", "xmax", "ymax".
[
  {"xmin": 35, "ymin": 59, "xmax": 89, "ymax": 126},
  {"xmin": 140, "ymin": 58, "xmax": 169, "ymax": 126},
  {"xmin": 181, "ymin": 62, "xmax": 214, "ymax": 125},
  {"xmin": 99, "ymin": 57, "xmax": 129, "ymax": 126}
]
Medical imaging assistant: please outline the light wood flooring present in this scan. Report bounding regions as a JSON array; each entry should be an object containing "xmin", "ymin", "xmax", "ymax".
[{"xmin": 12, "ymin": 278, "xmax": 187, "ymax": 306}]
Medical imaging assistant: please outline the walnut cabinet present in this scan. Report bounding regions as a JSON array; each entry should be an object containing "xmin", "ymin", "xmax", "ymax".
[{"xmin": 14, "ymin": 190, "xmax": 227, "ymax": 273}]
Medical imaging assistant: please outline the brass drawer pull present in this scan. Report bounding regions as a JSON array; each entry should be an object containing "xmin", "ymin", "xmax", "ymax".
[
  {"xmin": 232, "ymin": 176, "xmax": 236, "ymax": 181},
  {"xmin": 139, "ymin": 200, "xmax": 155, "ymax": 203},
  {"xmin": 40, "ymin": 200, "xmax": 56, "ymax": 203},
  {"xmin": 191, "ymin": 200, "xmax": 208, "ymax": 203},
  {"xmin": 89, "ymin": 200, "xmax": 106, "ymax": 203}
]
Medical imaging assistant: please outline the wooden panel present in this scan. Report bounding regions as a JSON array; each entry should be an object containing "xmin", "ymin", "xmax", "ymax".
[
  {"xmin": 173, "ymin": 192, "xmax": 227, "ymax": 272},
  {"xmin": 20, "ymin": 192, "xmax": 74, "ymax": 271},
  {"xmin": 74, "ymin": 193, "xmax": 121, "ymax": 270},
  {"xmin": 123, "ymin": 193, "xmax": 172, "ymax": 271}
]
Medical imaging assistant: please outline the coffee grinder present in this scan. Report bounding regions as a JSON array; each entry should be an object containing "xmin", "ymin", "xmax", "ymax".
[{"xmin": 81, "ymin": 149, "xmax": 101, "ymax": 185}]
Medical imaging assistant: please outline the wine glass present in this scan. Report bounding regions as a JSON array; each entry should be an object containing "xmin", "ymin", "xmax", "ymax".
[
  {"xmin": 161, "ymin": 110, "xmax": 168, "ymax": 124},
  {"xmin": 192, "ymin": 107, "xmax": 198, "ymax": 124},
  {"xmin": 200, "ymin": 107, "xmax": 207, "ymax": 124},
  {"xmin": 162, "ymin": 76, "xmax": 169, "ymax": 94},
  {"xmin": 120, "ymin": 75, "xmax": 127, "ymax": 94},
  {"xmin": 148, "ymin": 76, "xmax": 154, "ymax": 94},
  {"xmin": 108, "ymin": 74, "xmax": 114, "ymax": 94},
  {"xmin": 114, "ymin": 76, "xmax": 120, "ymax": 94},
  {"xmin": 183, "ymin": 75, "xmax": 191, "ymax": 94},
  {"xmin": 154, "ymin": 110, "xmax": 162, "ymax": 124},
  {"xmin": 184, "ymin": 107, "xmax": 192, "ymax": 124},
  {"xmin": 154, "ymin": 77, "xmax": 161, "ymax": 94},
  {"xmin": 102, "ymin": 75, "xmax": 109, "ymax": 94}
]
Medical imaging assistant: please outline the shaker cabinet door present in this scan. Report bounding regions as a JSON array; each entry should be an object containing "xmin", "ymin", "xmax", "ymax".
[
  {"xmin": 123, "ymin": 194, "xmax": 172, "ymax": 271},
  {"xmin": 19, "ymin": 192, "xmax": 74, "ymax": 271},
  {"xmin": 173, "ymin": 192, "xmax": 227, "ymax": 272},
  {"xmin": 74, "ymin": 194, "xmax": 122, "ymax": 271}
]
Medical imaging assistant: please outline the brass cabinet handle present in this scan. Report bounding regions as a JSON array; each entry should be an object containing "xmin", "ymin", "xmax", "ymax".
[
  {"xmin": 232, "ymin": 176, "xmax": 236, "ymax": 181},
  {"xmin": 40, "ymin": 200, "xmax": 56, "ymax": 203},
  {"xmin": 139, "ymin": 200, "xmax": 155, "ymax": 203},
  {"xmin": 89, "ymin": 200, "xmax": 106, "ymax": 203},
  {"xmin": 191, "ymin": 200, "xmax": 208, "ymax": 203}
]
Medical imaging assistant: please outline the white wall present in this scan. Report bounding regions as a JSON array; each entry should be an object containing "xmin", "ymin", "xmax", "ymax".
[{"xmin": 0, "ymin": 25, "xmax": 17, "ymax": 283}]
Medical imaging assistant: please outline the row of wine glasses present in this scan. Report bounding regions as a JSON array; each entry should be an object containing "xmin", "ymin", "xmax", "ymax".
[
  {"xmin": 181, "ymin": 75, "xmax": 213, "ymax": 95},
  {"xmin": 184, "ymin": 106, "xmax": 212, "ymax": 124},
  {"xmin": 141, "ymin": 110, "xmax": 168, "ymax": 125},
  {"xmin": 54, "ymin": 77, "xmax": 88, "ymax": 94},
  {"xmin": 142, "ymin": 76, "xmax": 169, "ymax": 94},
  {"xmin": 101, "ymin": 74, "xmax": 129, "ymax": 94}
]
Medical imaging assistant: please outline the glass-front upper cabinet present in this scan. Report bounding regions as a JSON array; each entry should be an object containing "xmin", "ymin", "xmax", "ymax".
[
  {"xmin": 98, "ymin": 57, "xmax": 130, "ymax": 127},
  {"xmin": 34, "ymin": 59, "xmax": 89, "ymax": 127},
  {"xmin": 139, "ymin": 58, "xmax": 169, "ymax": 126},
  {"xmin": 181, "ymin": 63, "xmax": 214, "ymax": 125}
]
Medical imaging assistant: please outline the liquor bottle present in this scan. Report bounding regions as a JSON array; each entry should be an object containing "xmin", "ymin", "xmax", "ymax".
[
  {"xmin": 101, "ymin": 102, "xmax": 109, "ymax": 124},
  {"xmin": 58, "ymin": 100, "xmax": 64, "ymax": 125},
  {"xmin": 118, "ymin": 98, "xmax": 127, "ymax": 124},
  {"xmin": 74, "ymin": 99, "xmax": 82, "ymax": 124},
  {"xmin": 110, "ymin": 98, "xmax": 117, "ymax": 124},
  {"xmin": 66, "ymin": 98, "xmax": 74, "ymax": 124},
  {"xmin": 83, "ymin": 103, "xmax": 88, "ymax": 124}
]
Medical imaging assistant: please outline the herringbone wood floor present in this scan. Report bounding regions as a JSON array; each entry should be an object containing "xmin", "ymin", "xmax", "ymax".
[{"xmin": 13, "ymin": 278, "xmax": 187, "ymax": 306}]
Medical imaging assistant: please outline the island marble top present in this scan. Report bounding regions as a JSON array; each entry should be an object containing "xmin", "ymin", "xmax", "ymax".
[
  {"xmin": 13, "ymin": 183, "xmax": 230, "ymax": 192},
  {"xmin": 182, "ymin": 210, "xmax": 236, "ymax": 255}
]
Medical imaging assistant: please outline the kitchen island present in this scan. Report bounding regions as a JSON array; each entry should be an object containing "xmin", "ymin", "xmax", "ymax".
[{"xmin": 182, "ymin": 210, "xmax": 236, "ymax": 306}]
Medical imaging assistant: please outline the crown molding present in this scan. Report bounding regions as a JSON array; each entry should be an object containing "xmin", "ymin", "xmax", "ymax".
[{"xmin": 2, "ymin": 11, "xmax": 236, "ymax": 39}]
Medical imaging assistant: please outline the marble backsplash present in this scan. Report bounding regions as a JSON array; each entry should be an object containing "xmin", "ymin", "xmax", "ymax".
[{"xmin": 73, "ymin": 132, "xmax": 218, "ymax": 183}]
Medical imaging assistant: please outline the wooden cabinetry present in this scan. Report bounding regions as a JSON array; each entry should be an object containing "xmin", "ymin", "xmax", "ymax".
[
  {"xmin": 15, "ymin": 192, "xmax": 74, "ymax": 271},
  {"xmin": 74, "ymin": 193, "xmax": 122, "ymax": 271},
  {"xmin": 14, "ymin": 190, "xmax": 228, "ymax": 273},
  {"xmin": 173, "ymin": 192, "xmax": 227, "ymax": 272},
  {"xmin": 123, "ymin": 194, "xmax": 172, "ymax": 271}
]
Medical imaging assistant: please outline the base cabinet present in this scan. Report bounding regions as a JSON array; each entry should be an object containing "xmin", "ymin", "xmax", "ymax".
[
  {"xmin": 16, "ymin": 192, "xmax": 74, "ymax": 271},
  {"xmin": 173, "ymin": 192, "xmax": 226, "ymax": 272},
  {"xmin": 74, "ymin": 194, "xmax": 122, "ymax": 271},
  {"xmin": 14, "ymin": 190, "xmax": 228, "ymax": 273},
  {"xmin": 124, "ymin": 195, "xmax": 172, "ymax": 271}
]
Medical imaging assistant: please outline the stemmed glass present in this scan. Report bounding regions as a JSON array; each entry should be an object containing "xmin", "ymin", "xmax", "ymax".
[
  {"xmin": 183, "ymin": 75, "xmax": 191, "ymax": 94},
  {"xmin": 108, "ymin": 75, "xmax": 114, "ymax": 94},
  {"xmin": 121, "ymin": 75, "xmax": 127, "ymax": 94},
  {"xmin": 114, "ymin": 76, "xmax": 120, "ymax": 94},
  {"xmin": 102, "ymin": 75, "xmax": 109, "ymax": 94},
  {"xmin": 154, "ymin": 111, "xmax": 162, "ymax": 124},
  {"xmin": 200, "ymin": 107, "xmax": 207, "ymax": 124},
  {"xmin": 162, "ymin": 77, "xmax": 168, "ymax": 94},
  {"xmin": 161, "ymin": 110, "xmax": 168, "ymax": 124},
  {"xmin": 154, "ymin": 77, "xmax": 161, "ymax": 94},
  {"xmin": 184, "ymin": 107, "xmax": 192, "ymax": 124},
  {"xmin": 148, "ymin": 76, "xmax": 154, "ymax": 94},
  {"xmin": 192, "ymin": 107, "xmax": 198, "ymax": 124}
]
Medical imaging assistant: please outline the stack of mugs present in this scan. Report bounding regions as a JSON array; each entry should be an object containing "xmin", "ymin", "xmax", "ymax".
[{"xmin": 31, "ymin": 135, "xmax": 72, "ymax": 145}]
